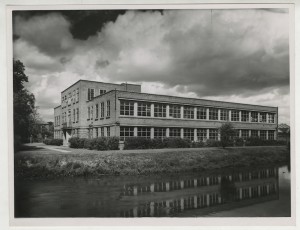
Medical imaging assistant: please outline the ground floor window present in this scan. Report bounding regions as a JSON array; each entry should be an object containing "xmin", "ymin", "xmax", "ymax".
[
  {"xmin": 95, "ymin": 128, "xmax": 98, "ymax": 137},
  {"xmin": 209, "ymin": 129, "xmax": 218, "ymax": 140},
  {"xmin": 184, "ymin": 128, "xmax": 194, "ymax": 141},
  {"xmin": 107, "ymin": 127, "xmax": 110, "ymax": 137},
  {"xmin": 100, "ymin": 127, "xmax": 105, "ymax": 137},
  {"xmin": 154, "ymin": 128, "xmax": 166, "ymax": 139},
  {"xmin": 260, "ymin": 130, "xmax": 267, "ymax": 140},
  {"xmin": 169, "ymin": 128, "xmax": 181, "ymax": 138},
  {"xmin": 268, "ymin": 130, "xmax": 275, "ymax": 140},
  {"xmin": 251, "ymin": 130, "xmax": 258, "ymax": 138},
  {"xmin": 137, "ymin": 127, "xmax": 151, "ymax": 138},
  {"xmin": 197, "ymin": 128, "xmax": 207, "ymax": 141},
  {"xmin": 241, "ymin": 130, "xmax": 249, "ymax": 139},
  {"xmin": 120, "ymin": 126, "xmax": 134, "ymax": 141}
]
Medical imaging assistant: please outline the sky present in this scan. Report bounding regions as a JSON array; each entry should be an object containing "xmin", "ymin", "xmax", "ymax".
[{"xmin": 12, "ymin": 9, "xmax": 290, "ymax": 124}]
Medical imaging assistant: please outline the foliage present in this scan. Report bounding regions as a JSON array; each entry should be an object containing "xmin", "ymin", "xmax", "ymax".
[
  {"xmin": 69, "ymin": 137, "xmax": 119, "ymax": 150},
  {"xmin": 205, "ymin": 139, "xmax": 222, "ymax": 147},
  {"xmin": 43, "ymin": 138, "xmax": 63, "ymax": 146},
  {"xmin": 245, "ymin": 138, "xmax": 285, "ymax": 146},
  {"xmin": 219, "ymin": 123, "xmax": 236, "ymax": 148}
]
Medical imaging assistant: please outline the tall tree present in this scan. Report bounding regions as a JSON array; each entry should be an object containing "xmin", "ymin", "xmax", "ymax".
[
  {"xmin": 219, "ymin": 123, "xmax": 236, "ymax": 148},
  {"xmin": 13, "ymin": 59, "xmax": 36, "ymax": 145}
]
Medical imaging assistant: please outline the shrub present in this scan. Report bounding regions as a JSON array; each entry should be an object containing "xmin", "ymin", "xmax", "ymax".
[
  {"xmin": 68, "ymin": 137, "xmax": 119, "ymax": 150},
  {"xmin": 205, "ymin": 139, "xmax": 221, "ymax": 147},
  {"xmin": 69, "ymin": 137, "xmax": 81, "ymax": 148},
  {"xmin": 83, "ymin": 138, "xmax": 93, "ymax": 149},
  {"xmin": 43, "ymin": 138, "xmax": 63, "ymax": 146},
  {"xmin": 163, "ymin": 138, "xmax": 191, "ymax": 148},
  {"xmin": 150, "ymin": 138, "xmax": 166, "ymax": 149},
  {"xmin": 93, "ymin": 137, "xmax": 107, "ymax": 151},
  {"xmin": 245, "ymin": 138, "xmax": 286, "ymax": 146},
  {"xmin": 106, "ymin": 137, "xmax": 120, "ymax": 150},
  {"xmin": 234, "ymin": 138, "xmax": 244, "ymax": 147},
  {"xmin": 124, "ymin": 137, "xmax": 152, "ymax": 150},
  {"xmin": 191, "ymin": 141, "xmax": 205, "ymax": 148}
]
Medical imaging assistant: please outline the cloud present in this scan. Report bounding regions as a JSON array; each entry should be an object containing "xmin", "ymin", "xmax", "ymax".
[{"xmin": 13, "ymin": 9, "xmax": 290, "ymax": 124}]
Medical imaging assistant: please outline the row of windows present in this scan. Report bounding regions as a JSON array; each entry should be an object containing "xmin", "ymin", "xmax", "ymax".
[
  {"xmin": 54, "ymin": 116, "xmax": 61, "ymax": 127},
  {"xmin": 119, "ymin": 127, "xmax": 276, "ymax": 141},
  {"xmin": 61, "ymin": 88, "xmax": 79, "ymax": 107},
  {"xmin": 119, "ymin": 100, "xmax": 276, "ymax": 123},
  {"xmin": 87, "ymin": 88, "xmax": 107, "ymax": 101},
  {"xmin": 88, "ymin": 127, "xmax": 111, "ymax": 138},
  {"xmin": 60, "ymin": 108, "xmax": 80, "ymax": 124},
  {"xmin": 88, "ymin": 100, "xmax": 111, "ymax": 120}
]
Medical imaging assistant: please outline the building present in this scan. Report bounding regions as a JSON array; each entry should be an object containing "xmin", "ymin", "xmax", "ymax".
[{"xmin": 54, "ymin": 80, "xmax": 278, "ymax": 146}]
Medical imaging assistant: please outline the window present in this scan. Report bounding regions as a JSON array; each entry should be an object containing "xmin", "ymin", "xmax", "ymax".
[
  {"xmin": 209, "ymin": 129, "xmax": 218, "ymax": 140},
  {"xmin": 196, "ymin": 107, "xmax": 207, "ymax": 120},
  {"xmin": 184, "ymin": 128, "xmax": 194, "ymax": 141},
  {"xmin": 107, "ymin": 127, "xmax": 110, "ymax": 137},
  {"xmin": 76, "ymin": 88, "xmax": 79, "ymax": 102},
  {"xmin": 95, "ymin": 104, "xmax": 99, "ymax": 119},
  {"xmin": 184, "ymin": 106, "xmax": 194, "ymax": 119},
  {"xmin": 268, "ymin": 130, "xmax": 275, "ymax": 140},
  {"xmin": 73, "ymin": 90, "xmax": 76, "ymax": 104},
  {"xmin": 260, "ymin": 130, "xmax": 267, "ymax": 140},
  {"xmin": 120, "ymin": 126, "xmax": 134, "ymax": 141},
  {"xmin": 154, "ymin": 104, "xmax": 166, "ymax": 117},
  {"xmin": 120, "ymin": 100, "xmax": 134, "ymax": 116},
  {"xmin": 231, "ymin": 110, "xmax": 240, "ymax": 121},
  {"xmin": 73, "ymin": 109, "xmax": 76, "ymax": 122},
  {"xmin": 241, "ymin": 130, "xmax": 249, "ymax": 139},
  {"xmin": 137, "ymin": 127, "xmax": 151, "ymax": 138},
  {"xmin": 251, "ymin": 111, "xmax": 258, "ymax": 122},
  {"xmin": 220, "ymin": 109, "xmax": 229, "ymax": 121},
  {"xmin": 90, "ymin": 106, "xmax": 93, "ymax": 120},
  {"xmin": 107, "ymin": 100, "xmax": 110, "ymax": 117},
  {"xmin": 241, "ymin": 111, "xmax": 249, "ymax": 122},
  {"xmin": 260, "ymin": 113, "xmax": 267, "ymax": 123},
  {"xmin": 197, "ymin": 128, "xmax": 207, "ymax": 141},
  {"xmin": 76, "ymin": 108, "xmax": 79, "ymax": 122},
  {"xmin": 88, "ymin": 88, "xmax": 95, "ymax": 101},
  {"xmin": 169, "ymin": 128, "xmax": 181, "ymax": 137},
  {"xmin": 251, "ymin": 130, "xmax": 258, "ymax": 138},
  {"xmin": 209, "ymin": 108, "xmax": 218, "ymax": 120},
  {"xmin": 87, "ymin": 107, "xmax": 90, "ymax": 120},
  {"xmin": 99, "ymin": 89, "xmax": 107, "ymax": 95},
  {"xmin": 154, "ymin": 128, "xmax": 166, "ymax": 139},
  {"xmin": 100, "ymin": 102, "xmax": 104, "ymax": 118},
  {"xmin": 138, "ymin": 102, "xmax": 151, "ymax": 117},
  {"xmin": 169, "ymin": 105, "xmax": 181, "ymax": 118},
  {"xmin": 100, "ymin": 127, "xmax": 104, "ymax": 136},
  {"xmin": 268, "ymin": 113, "xmax": 275, "ymax": 123},
  {"xmin": 95, "ymin": 128, "xmax": 98, "ymax": 137}
]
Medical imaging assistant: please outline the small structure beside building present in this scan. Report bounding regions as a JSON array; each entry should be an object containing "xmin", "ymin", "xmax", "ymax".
[{"xmin": 54, "ymin": 80, "xmax": 278, "ymax": 146}]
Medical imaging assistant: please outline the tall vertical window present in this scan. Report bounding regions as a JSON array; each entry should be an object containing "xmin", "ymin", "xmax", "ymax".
[
  {"xmin": 73, "ymin": 109, "xmax": 76, "ymax": 122},
  {"xmin": 169, "ymin": 128, "xmax": 181, "ymax": 137},
  {"xmin": 241, "ymin": 111, "xmax": 249, "ymax": 122},
  {"xmin": 106, "ymin": 100, "xmax": 110, "ymax": 117},
  {"xmin": 76, "ymin": 88, "xmax": 79, "ymax": 102},
  {"xmin": 209, "ymin": 129, "xmax": 218, "ymax": 140},
  {"xmin": 251, "ymin": 111, "xmax": 258, "ymax": 122},
  {"xmin": 138, "ymin": 102, "xmax": 151, "ymax": 117},
  {"xmin": 260, "ymin": 113, "xmax": 267, "ymax": 123},
  {"xmin": 107, "ymin": 127, "xmax": 110, "ymax": 137},
  {"xmin": 260, "ymin": 130, "xmax": 267, "ymax": 140},
  {"xmin": 169, "ymin": 105, "xmax": 181, "ymax": 118},
  {"xmin": 100, "ymin": 127, "xmax": 104, "ymax": 136},
  {"xmin": 90, "ymin": 106, "xmax": 93, "ymax": 120},
  {"xmin": 76, "ymin": 108, "xmax": 79, "ymax": 122},
  {"xmin": 120, "ymin": 100, "xmax": 134, "ymax": 116},
  {"xmin": 100, "ymin": 102, "xmax": 105, "ymax": 118},
  {"xmin": 87, "ymin": 107, "xmax": 90, "ymax": 119},
  {"xmin": 137, "ymin": 127, "xmax": 151, "ymax": 138},
  {"xmin": 209, "ymin": 108, "xmax": 218, "ymax": 120},
  {"xmin": 95, "ymin": 128, "xmax": 98, "ymax": 137},
  {"xmin": 251, "ymin": 130, "xmax": 258, "ymax": 138},
  {"xmin": 87, "ymin": 88, "xmax": 95, "ymax": 101},
  {"xmin": 154, "ymin": 104, "xmax": 166, "ymax": 117},
  {"xmin": 268, "ymin": 130, "xmax": 275, "ymax": 140},
  {"xmin": 268, "ymin": 113, "xmax": 275, "ymax": 123},
  {"xmin": 197, "ymin": 128, "xmax": 207, "ymax": 141},
  {"xmin": 154, "ymin": 128, "xmax": 166, "ymax": 139},
  {"xmin": 184, "ymin": 106, "xmax": 194, "ymax": 119},
  {"xmin": 220, "ymin": 109, "xmax": 229, "ymax": 121},
  {"xmin": 231, "ymin": 110, "xmax": 240, "ymax": 121},
  {"xmin": 95, "ymin": 104, "xmax": 99, "ymax": 119},
  {"xmin": 196, "ymin": 107, "xmax": 206, "ymax": 120},
  {"xmin": 120, "ymin": 126, "xmax": 134, "ymax": 141},
  {"xmin": 184, "ymin": 128, "xmax": 194, "ymax": 141},
  {"xmin": 241, "ymin": 130, "xmax": 249, "ymax": 139},
  {"xmin": 73, "ymin": 90, "xmax": 76, "ymax": 104}
]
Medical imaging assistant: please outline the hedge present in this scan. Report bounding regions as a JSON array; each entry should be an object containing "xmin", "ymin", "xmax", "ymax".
[
  {"xmin": 69, "ymin": 137, "xmax": 119, "ymax": 150},
  {"xmin": 43, "ymin": 138, "xmax": 63, "ymax": 146}
]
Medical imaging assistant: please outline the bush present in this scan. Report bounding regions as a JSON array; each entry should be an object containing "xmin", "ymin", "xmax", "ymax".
[
  {"xmin": 245, "ymin": 138, "xmax": 286, "ymax": 146},
  {"xmin": 124, "ymin": 137, "xmax": 152, "ymax": 150},
  {"xmin": 150, "ymin": 138, "xmax": 166, "ymax": 149},
  {"xmin": 234, "ymin": 138, "xmax": 245, "ymax": 147},
  {"xmin": 191, "ymin": 141, "xmax": 205, "ymax": 148},
  {"xmin": 106, "ymin": 137, "xmax": 120, "ymax": 150},
  {"xmin": 205, "ymin": 139, "xmax": 221, "ymax": 147},
  {"xmin": 163, "ymin": 138, "xmax": 191, "ymax": 148},
  {"xmin": 43, "ymin": 138, "xmax": 63, "ymax": 146},
  {"xmin": 69, "ymin": 137, "xmax": 119, "ymax": 150}
]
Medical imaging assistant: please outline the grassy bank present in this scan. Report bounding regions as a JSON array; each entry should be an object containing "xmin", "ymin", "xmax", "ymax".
[{"xmin": 15, "ymin": 146, "xmax": 289, "ymax": 178}]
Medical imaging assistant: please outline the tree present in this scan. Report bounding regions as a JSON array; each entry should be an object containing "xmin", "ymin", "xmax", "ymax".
[
  {"xmin": 13, "ymin": 59, "xmax": 36, "ymax": 146},
  {"xmin": 219, "ymin": 123, "xmax": 236, "ymax": 148}
]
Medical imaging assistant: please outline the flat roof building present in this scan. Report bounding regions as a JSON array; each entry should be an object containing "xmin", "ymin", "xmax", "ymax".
[{"xmin": 54, "ymin": 80, "xmax": 278, "ymax": 146}]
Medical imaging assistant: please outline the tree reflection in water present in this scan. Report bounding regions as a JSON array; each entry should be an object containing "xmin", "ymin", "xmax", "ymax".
[{"xmin": 220, "ymin": 176, "xmax": 236, "ymax": 202}]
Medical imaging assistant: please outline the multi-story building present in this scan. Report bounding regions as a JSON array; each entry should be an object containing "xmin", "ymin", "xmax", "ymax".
[{"xmin": 54, "ymin": 80, "xmax": 278, "ymax": 146}]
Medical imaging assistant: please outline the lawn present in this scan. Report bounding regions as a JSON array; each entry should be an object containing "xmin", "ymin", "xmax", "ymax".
[{"xmin": 14, "ymin": 145, "xmax": 289, "ymax": 178}]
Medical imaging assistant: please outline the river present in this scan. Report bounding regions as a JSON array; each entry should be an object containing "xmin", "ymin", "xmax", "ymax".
[{"xmin": 14, "ymin": 165, "xmax": 290, "ymax": 217}]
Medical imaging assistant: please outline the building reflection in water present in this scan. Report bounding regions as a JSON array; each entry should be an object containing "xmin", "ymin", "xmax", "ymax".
[{"xmin": 120, "ymin": 167, "xmax": 279, "ymax": 217}]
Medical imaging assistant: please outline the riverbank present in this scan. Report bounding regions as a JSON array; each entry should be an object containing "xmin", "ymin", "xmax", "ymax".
[{"xmin": 15, "ymin": 145, "xmax": 289, "ymax": 178}]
